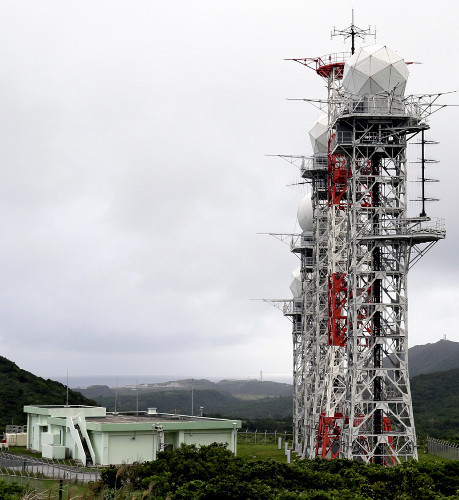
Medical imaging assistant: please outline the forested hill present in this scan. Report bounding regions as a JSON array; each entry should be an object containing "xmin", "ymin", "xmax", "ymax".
[
  {"xmin": 0, "ymin": 356, "xmax": 96, "ymax": 429},
  {"xmin": 411, "ymin": 367, "xmax": 459, "ymax": 438},
  {"xmin": 1, "ymin": 339, "xmax": 457, "ymax": 438},
  {"xmin": 408, "ymin": 339, "xmax": 459, "ymax": 376},
  {"xmin": 93, "ymin": 389, "xmax": 292, "ymax": 420},
  {"xmin": 77, "ymin": 378, "xmax": 293, "ymax": 399},
  {"xmin": 78, "ymin": 369, "xmax": 459, "ymax": 438}
]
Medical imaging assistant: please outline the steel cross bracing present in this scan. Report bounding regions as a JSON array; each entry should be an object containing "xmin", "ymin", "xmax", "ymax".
[
  {"xmin": 259, "ymin": 229, "xmax": 311, "ymax": 455},
  {"xmin": 302, "ymin": 154, "xmax": 329, "ymax": 459},
  {"xmin": 290, "ymin": 232, "xmax": 314, "ymax": 453},
  {"xmin": 261, "ymin": 228, "xmax": 313, "ymax": 453},
  {"xmin": 328, "ymin": 93, "xmax": 445, "ymax": 464},
  {"xmin": 265, "ymin": 42, "xmax": 446, "ymax": 465},
  {"xmin": 310, "ymin": 54, "xmax": 350, "ymax": 461},
  {"xmin": 268, "ymin": 45, "xmax": 446, "ymax": 465},
  {"xmin": 267, "ymin": 157, "xmax": 329, "ymax": 459},
  {"xmin": 265, "ymin": 230, "xmax": 319, "ymax": 456},
  {"xmin": 283, "ymin": 293, "xmax": 306, "ymax": 453},
  {"xmin": 260, "ymin": 294, "xmax": 305, "ymax": 447}
]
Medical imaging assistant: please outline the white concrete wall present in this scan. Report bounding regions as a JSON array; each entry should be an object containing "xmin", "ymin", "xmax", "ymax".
[
  {"xmin": 88, "ymin": 431, "xmax": 103, "ymax": 465},
  {"xmin": 64, "ymin": 428, "xmax": 74, "ymax": 459},
  {"xmin": 25, "ymin": 407, "xmax": 239, "ymax": 465},
  {"xmin": 107, "ymin": 432, "xmax": 155, "ymax": 465},
  {"xmin": 42, "ymin": 444, "xmax": 66, "ymax": 460},
  {"xmin": 41, "ymin": 433, "xmax": 60, "ymax": 445}
]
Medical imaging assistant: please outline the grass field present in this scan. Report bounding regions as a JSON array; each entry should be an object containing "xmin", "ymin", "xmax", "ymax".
[
  {"xmin": 7, "ymin": 443, "xmax": 451, "ymax": 466},
  {"xmin": 237, "ymin": 441, "xmax": 451, "ymax": 465},
  {"xmin": 417, "ymin": 448, "xmax": 451, "ymax": 464},
  {"xmin": 237, "ymin": 442, "xmax": 292, "ymax": 463},
  {"xmin": 7, "ymin": 446, "xmax": 42, "ymax": 458}
]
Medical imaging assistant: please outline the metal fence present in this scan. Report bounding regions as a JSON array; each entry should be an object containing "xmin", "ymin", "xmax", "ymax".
[
  {"xmin": 5, "ymin": 425, "xmax": 27, "ymax": 434},
  {"xmin": 0, "ymin": 452, "xmax": 100, "ymax": 482},
  {"xmin": 426, "ymin": 437, "xmax": 459, "ymax": 460},
  {"xmin": 0, "ymin": 473, "xmax": 92, "ymax": 499},
  {"xmin": 237, "ymin": 430, "xmax": 293, "ymax": 445}
]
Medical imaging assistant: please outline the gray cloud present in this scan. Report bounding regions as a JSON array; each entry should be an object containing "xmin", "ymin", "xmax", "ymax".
[{"xmin": 0, "ymin": 1, "xmax": 457, "ymax": 381}]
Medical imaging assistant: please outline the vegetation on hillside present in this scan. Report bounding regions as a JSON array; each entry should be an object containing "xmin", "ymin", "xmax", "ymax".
[
  {"xmin": 77, "ymin": 378, "xmax": 293, "ymax": 399},
  {"xmin": 81, "ymin": 368, "xmax": 458, "ymax": 439},
  {"xmin": 95, "ymin": 389, "xmax": 292, "ymax": 419},
  {"xmin": 89, "ymin": 443, "xmax": 459, "ymax": 499},
  {"xmin": 0, "ymin": 356, "xmax": 96, "ymax": 429},
  {"xmin": 411, "ymin": 368, "xmax": 459, "ymax": 439},
  {"xmin": 408, "ymin": 340, "xmax": 459, "ymax": 377},
  {"xmin": 1, "ymin": 347, "xmax": 457, "ymax": 443}
]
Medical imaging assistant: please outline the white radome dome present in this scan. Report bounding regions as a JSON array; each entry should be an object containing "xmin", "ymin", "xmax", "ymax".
[
  {"xmin": 297, "ymin": 193, "xmax": 313, "ymax": 232},
  {"xmin": 342, "ymin": 45, "xmax": 409, "ymax": 96},
  {"xmin": 290, "ymin": 266, "xmax": 302, "ymax": 298},
  {"xmin": 309, "ymin": 115, "xmax": 328, "ymax": 154}
]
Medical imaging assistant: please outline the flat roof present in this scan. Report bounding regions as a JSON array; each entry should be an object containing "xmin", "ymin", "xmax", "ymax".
[
  {"xmin": 28, "ymin": 405, "xmax": 95, "ymax": 409},
  {"xmin": 81, "ymin": 413, "xmax": 241, "ymax": 432},
  {"xmin": 88, "ymin": 413, "xmax": 230, "ymax": 424},
  {"xmin": 25, "ymin": 405, "xmax": 241, "ymax": 431}
]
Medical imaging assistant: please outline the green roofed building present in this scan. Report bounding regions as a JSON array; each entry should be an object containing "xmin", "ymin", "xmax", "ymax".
[{"xmin": 24, "ymin": 405, "xmax": 241, "ymax": 465}]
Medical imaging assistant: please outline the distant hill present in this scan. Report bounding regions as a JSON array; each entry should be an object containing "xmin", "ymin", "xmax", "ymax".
[
  {"xmin": 76, "ymin": 378, "xmax": 293, "ymax": 421},
  {"xmin": 1, "ymin": 343, "xmax": 453, "ymax": 439},
  {"xmin": 0, "ymin": 356, "xmax": 96, "ymax": 430},
  {"xmin": 76, "ymin": 378, "xmax": 293, "ymax": 400},
  {"xmin": 88, "ymin": 370, "xmax": 457, "ymax": 437},
  {"xmin": 94, "ymin": 389, "xmax": 292, "ymax": 419},
  {"xmin": 408, "ymin": 339, "xmax": 459, "ymax": 377},
  {"xmin": 74, "ymin": 339, "xmax": 459, "ymax": 437},
  {"xmin": 76, "ymin": 349, "xmax": 458, "ymax": 438},
  {"xmin": 216, "ymin": 379, "xmax": 292, "ymax": 398},
  {"xmin": 77, "ymin": 384, "xmax": 114, "ymax": 398}
]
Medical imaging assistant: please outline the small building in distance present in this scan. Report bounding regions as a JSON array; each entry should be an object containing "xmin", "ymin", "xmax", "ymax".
[
  {"xmin": 24, "ymin": 405, "xmax": 241, "ymax": 465},
  {"xmin": 2, "ymin": 425, "xmax": 27, "ymax": 449}
]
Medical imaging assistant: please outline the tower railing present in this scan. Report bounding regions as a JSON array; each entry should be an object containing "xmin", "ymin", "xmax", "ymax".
[
  {"xmin": 331, "ymin": 94, "xmax": 425, "ymax": 124},
  {"xmin": 316, "ymin": 52, "xmax": 352, "ymax": 66},
  {"xmin": 283, "ymin": 299, "xmax": 303, "ymax": 316},
  {"xmin": 356, "ymin": 217, "xmax": 445, "ymax": 238},
  {"xmin": 300, "ymin": 155, "xmax": 328, "ymax": 178},
  {"xmin": 290, "ymin": 234, "xmax": 314, "ymax": 252},
  {"xmin": 291, "ymin": 52, "xmax": 351, "ymax": 78}
]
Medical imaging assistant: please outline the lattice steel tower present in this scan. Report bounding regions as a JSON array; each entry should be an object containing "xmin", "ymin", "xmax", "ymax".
[{"xmin": 267, "ymin": 19, "xmax": 446, "ymax": 465}]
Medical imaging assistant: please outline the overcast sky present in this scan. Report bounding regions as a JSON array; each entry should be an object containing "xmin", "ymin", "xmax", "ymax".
[{"xmin": 0, "ymin": 1, "xmax": 457, "ymax": 384}]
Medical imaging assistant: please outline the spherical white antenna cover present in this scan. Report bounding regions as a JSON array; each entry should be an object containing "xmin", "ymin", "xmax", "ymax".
[
  {"xmin": 297, "ymin": 193, "xmax": 313, "ymax": 232},
  {"xmin": 342, "ymin": 45, "xmax": 409, "ymax": 96},
  {"xmin": 289, "ymin": 266, "xmax": 302, "ymax": 298},
  {"xmin": 309, "ymin": 115, "xmax": 328, "ymax": 154}
]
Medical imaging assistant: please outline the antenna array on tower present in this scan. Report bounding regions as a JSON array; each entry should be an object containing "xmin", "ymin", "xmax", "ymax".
[{"xmin": 263, "ymin": 17, "xmax": 447, "ymax": 465}]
